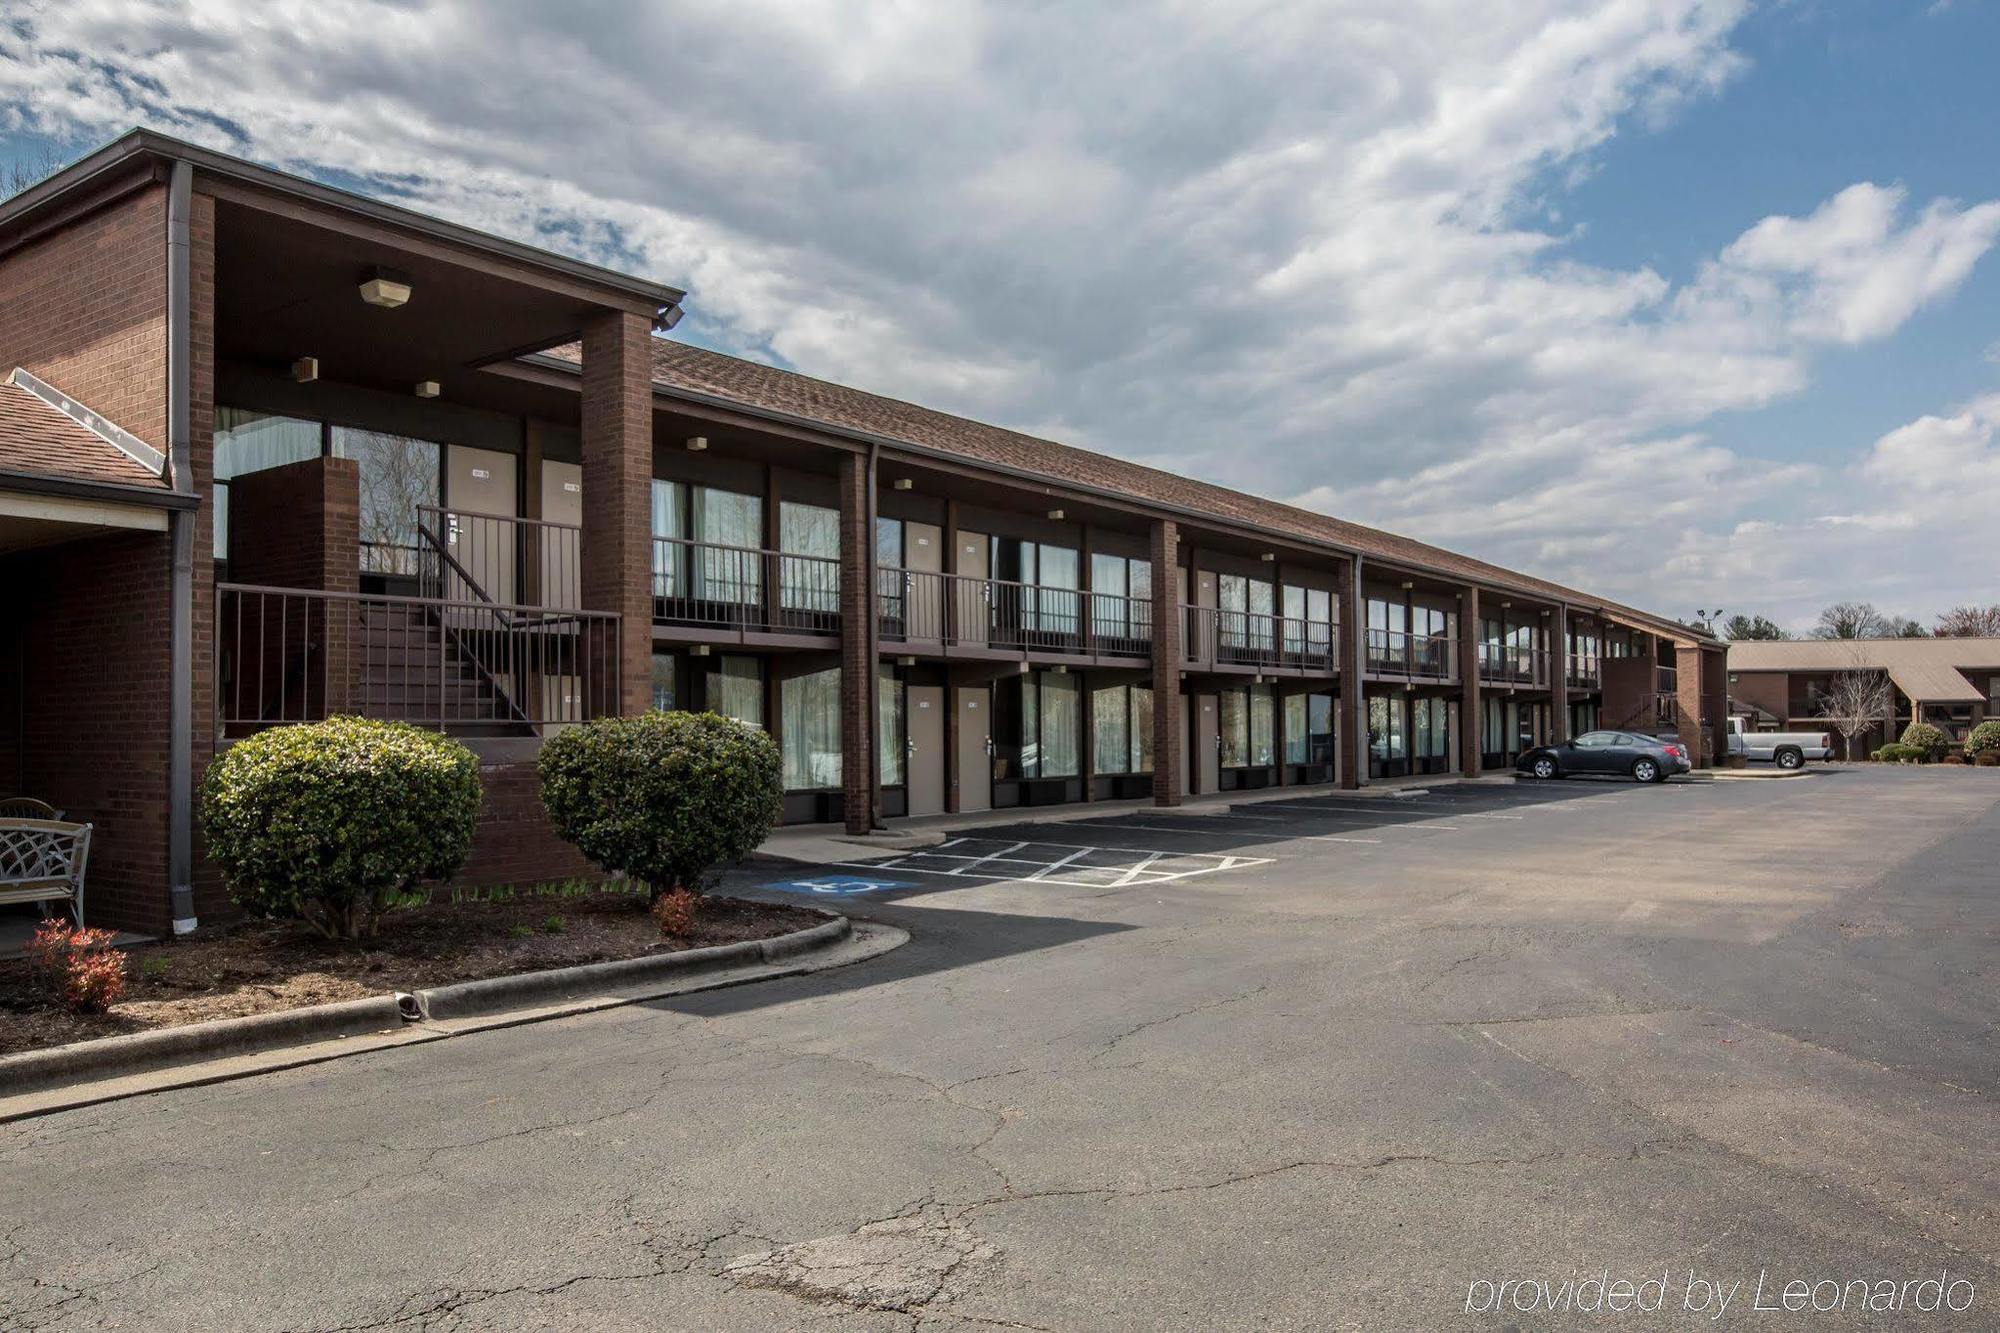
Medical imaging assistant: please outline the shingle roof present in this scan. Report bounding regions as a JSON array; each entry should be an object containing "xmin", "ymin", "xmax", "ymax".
[
  {"xmin": 0, "ymin": 369, "xmax": 168, "ymax": 489},
  {"xmin": 1729, "ymin": 638, "xmax": 2000, "ymax": 673},
  {"xmin": 538, "ymin": 340, "xmax": 1709, "ymax": 642},
  {"xmin": 1885, "ymin": 663, "xmax": 1986, "ymax": 705}
]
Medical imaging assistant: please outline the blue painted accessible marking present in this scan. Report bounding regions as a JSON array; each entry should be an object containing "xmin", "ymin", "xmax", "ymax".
[{"xmin": 766, "ymin": 875, "xmax": 912, "ymax": 896}]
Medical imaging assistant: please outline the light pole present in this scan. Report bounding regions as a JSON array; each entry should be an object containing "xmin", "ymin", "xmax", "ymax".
[{"xmin": 1695, "ymin": 607, "xmax": 1723, "ymax": 636}]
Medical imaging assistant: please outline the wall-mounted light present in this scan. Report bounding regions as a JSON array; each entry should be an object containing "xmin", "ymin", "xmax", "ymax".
[
  {"xmin": 290, "ymin": 356, "xmax": 319, "ymax": 383},
  {"xmin": 689, "ymin": 644, "xmax": 711, "ymax": 657},
  {"xmin": 1400, "ymin": 580, "xmax": 1415, "ymax": 590},
  {"xmin": 1260, "ymin": 552, "xmax": 1276, "ymax": 562},
  {"xmin": 359, "ymin": 268, "xmax": 412, "ymax": 309},
  {"xmin": 892, "ymin": 478, "xmax": 914, "ymax": 491},
  {"xmin": 1046, "ymin": 508, "xmax": 1065, "ymax": 520},
  {"xmin": 1500, "ymin": 601, "xmax": 1512, "ymax": 610},
  {"xmin": 896, "ymin": 655, "xmax": 916, "ymax": 666},
  {"xmin": 1050, "ymin": 664, "xmax": 1069, "ymax": 674},
  {"xmin": 414, "ymin": 380, "xmax": 440, "ymax": 399},
  {"xmin": 686, "ymin": 436, "xmax": 709, "ymax": 452}
]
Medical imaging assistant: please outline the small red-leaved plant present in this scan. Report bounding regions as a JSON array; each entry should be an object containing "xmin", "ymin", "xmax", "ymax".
[
  {"xmin": 26, "ymin": 918, "xmax": 127, "ymax": 1013},
  {"xmin": 651, "ymin": 888, "xmax": 700, "ymax": 940}
]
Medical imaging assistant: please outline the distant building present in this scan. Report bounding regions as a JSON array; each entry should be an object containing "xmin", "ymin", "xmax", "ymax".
[{"xmin": 1727, "ymin": 638, "xmax": 2000, "ymax": 753}]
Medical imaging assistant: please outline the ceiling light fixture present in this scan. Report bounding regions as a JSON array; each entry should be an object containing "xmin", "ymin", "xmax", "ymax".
[
  {"xmin": 290, "ymin": 357, "xmax": 319, "ymax": 383},
  {"xmin": 686, "ymin": 436, "xmax": 708, "ymax": 452},
  {"xmin": 413, "ymin": 380, "xmax": 440, "ymax": 399},
  {"xmin": 359, "ymin": 268, "xmax": 412, "ymax": 309}
]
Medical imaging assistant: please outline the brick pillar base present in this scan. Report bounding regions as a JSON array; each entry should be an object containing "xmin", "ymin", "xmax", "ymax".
[
  {"xmin": 579, "ymin": 310, "xmax": 655, "ymax": 718},
  {"xmin": 838, "ymin": 454, "xmax": 873, "ymax": 832},
  {"xmin": 1458, "ymin": 586, "xmax": 1481, "ymax": 776},
  {"xmin": 1150, "ymin": 520, "xmax": 1182, "ymax": 806}
]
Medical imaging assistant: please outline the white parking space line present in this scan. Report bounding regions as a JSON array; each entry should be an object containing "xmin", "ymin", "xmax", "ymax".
[
  {"xmin": 1023, "ymin": 845, "xmax": 1099, "ymax": 881},
  {"xmin": 1109, "ymin": 851, "xmax": 1166, "ymax": 886},
  {"xmin": 830, "ymin": 836, "xmax": 1270, "ymax": 889},
  {"xmin": 1458, "ymin": 811, "xmax": 1524, "ymax": 820}
]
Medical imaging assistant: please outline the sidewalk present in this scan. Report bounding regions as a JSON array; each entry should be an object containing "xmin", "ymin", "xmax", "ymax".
[{"xmin": 754, "ymin": 770, "xmax": 1520, "ymax": 867}]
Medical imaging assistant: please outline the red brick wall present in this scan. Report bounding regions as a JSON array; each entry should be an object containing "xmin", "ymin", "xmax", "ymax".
[
  {"xmin": 456, "ymin": 760, "xmax": 597, "ymax": 885},
  {"xmin": 578, "ymin": 310, "xmax": 653, "ymax": 718},
  {"xmin": 1150, "ymin": 519, "xmax": 1183, "ymax": 804},
  {"xmin": 0, "ymin": 532, "xmax": 175, "ymax": 932},
  {"xmin": 227, "ymin": 456, "xmax": 360, "ymax": 593},
  {"xmin": 0, "ymin": 182, "xmax": 168, "ymax": 442},
  {"xmin": 837, "ymin": 451, "xmax": 872, "ymax": 832}
]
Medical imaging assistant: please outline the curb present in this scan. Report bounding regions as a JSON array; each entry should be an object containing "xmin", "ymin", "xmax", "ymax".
[
  {"xmin": 0, "ymin": 912, "xmax": 855, "ymax": 1100},
  {"xmin": 413, "ymin": 916, "xmax": 849, "ymax": 1020}
]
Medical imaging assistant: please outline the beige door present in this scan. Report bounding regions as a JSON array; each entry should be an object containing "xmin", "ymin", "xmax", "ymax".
[
  {"xmin": 540, "ymin": 461, "xmax": 583, "ymax": 609},
  {"xmin": 445, "ymin": 445, "xmax": 518, "ymax": 604},
  {"xmin": 956, "ymin": 686, "xmax": 992, "ymax": 812},
  {"xmin": 907, "ymin": 684, "xmax": 945, "ymax": 816},
  {"xmin": 954, "ymin": 530, "xmax": 988, "ymax": 648},
  {"xmin": 1195, "ymin": 691, "xmax": 1220, "ymax": 793},
  {"xmin": 905, "ymin": 521, "xmax": 943, "ymax": 642}
]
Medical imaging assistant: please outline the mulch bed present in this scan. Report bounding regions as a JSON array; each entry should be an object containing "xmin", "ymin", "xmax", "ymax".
[{"xmin": 0, "ymin": 887, "xmax": 822, "ymax": 1055}]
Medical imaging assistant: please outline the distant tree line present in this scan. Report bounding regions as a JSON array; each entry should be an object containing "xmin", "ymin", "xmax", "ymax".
[{"xmin": 1718, "ymin": 603, "xmax": 2000, "ymax": 642}]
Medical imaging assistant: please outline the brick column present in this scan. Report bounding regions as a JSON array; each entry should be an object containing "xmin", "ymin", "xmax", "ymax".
[
  {"xmin": 1458, "ymin": 586, "xmax": 1481, "ymax": 776},
  {"xmin": 839, "ymin": 453, "xmax": 874, "ymax": 832},
  {"xmin": 1702, "ymin": 644, "xmax": 1729, "ymax": 768},
  {"xmin": 1675, "ymin": 642, "xmax": 1706, "ymax": 767},
  {"xmin": 579, "ymin": 310, "xmax": 654, "ymax": 717},
  {"xmin": 1549, "ymin": 606, "xmax": 1570, "ymax": 744},
  {"xmin": 1339, "ymin": 558, "xmax": 1364, "ymax": 788},
  {"xmin": 1149, "ymin": 519, "xmax": 1182, "ymax": 806}
]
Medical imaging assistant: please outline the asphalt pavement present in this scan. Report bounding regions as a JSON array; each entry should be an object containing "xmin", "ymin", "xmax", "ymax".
[{"xmin": 4, "ymin": 766, "xmax": 1997, "ymax": 1330}]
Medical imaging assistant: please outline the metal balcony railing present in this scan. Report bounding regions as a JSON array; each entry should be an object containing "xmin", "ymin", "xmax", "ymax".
[
  {"xmin": 1477, "ymin": 642, "xmax": 1546, "ymax": 687},
  {"xmin": 1566, "ymin": 654, "xmax": 1603, "ymax": 690},
  {"xmin": 877, "ymin": 568, "xmax": 1153, "ymax": 658},
  {"xmin": 1365, "ymin": 629, "xmax": 1456, "ymax": 682},
  {"xmin": 417, "ymin": 505, "xmax": 583, "ymax": 613},
  {"xmin": 651, "ymin": 537, "xmax": 843, "ymax": 635},
  {"xmin": 217, "ymin": 582, "xmax": 620, "ymax": 737},
  {"xmin": 1183, "ymin": 606, "xmax": 1336, "ymax": 672}
]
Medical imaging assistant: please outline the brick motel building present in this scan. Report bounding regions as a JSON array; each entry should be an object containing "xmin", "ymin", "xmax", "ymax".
[{"xmin": 0, "ymin": 130, "xmax": 1728, "ymax": 935}]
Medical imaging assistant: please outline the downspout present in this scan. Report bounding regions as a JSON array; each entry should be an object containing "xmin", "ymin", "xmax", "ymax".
[
  {"xmin": 166, "ymin": 160, "xmax": 197, "ymax": 934},
  {"xmin": 864, "ymin": 440, "xmax": 884, "ymax": 829}
]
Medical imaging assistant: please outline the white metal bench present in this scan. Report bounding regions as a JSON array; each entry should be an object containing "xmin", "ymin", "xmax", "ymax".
[{"xmin": 0, "ymin": 819, "xmax": 93, "ymax": 927}]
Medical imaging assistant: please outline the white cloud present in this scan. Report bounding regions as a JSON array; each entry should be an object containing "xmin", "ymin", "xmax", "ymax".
[{"xmin": 1, "ymin": 1, "xmax": 1996, "ymax": 625}]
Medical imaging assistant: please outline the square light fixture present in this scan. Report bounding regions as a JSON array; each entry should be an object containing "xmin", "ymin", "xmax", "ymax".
[
  {"xmin": 686, "ymin": 436, "xmax": 709, "ymax": 452},
  {"xmin": 359, "ymin": 268, "xmax": 412, "ymax": 309},
  {"xmin": 1046, "ymin": 508, "xmax": 1065, "ymax": 520},
  {"xmin": 892, "ymin": 478, "xmax": 914, "ymax": 491},
  {"xmin": 414, "ymin": 380, "xmax": 440, "ymax": 399},
  {"xmin": 290, "ymin": 356, "xmax": 318, "ymax": 383}
]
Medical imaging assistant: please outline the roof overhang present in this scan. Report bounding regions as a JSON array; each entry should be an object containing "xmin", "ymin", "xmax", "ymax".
[{"xmin": 1886, "ymin": 663, "xmax": 1985, "ymax": 705}]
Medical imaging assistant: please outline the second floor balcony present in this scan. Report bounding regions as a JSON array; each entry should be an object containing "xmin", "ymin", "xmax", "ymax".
[
  {"xmin": 1183, "ymin": 607, "xmax": 1337, "ymax": 674},
  {"xmin": 1477, "ymin": 642, "xmax": 1547, "ymax": 688},
  {"xmin": 1366, "ymin": 629, "xmax": 1456, "ymax": 683},
  {"xmin": 1567, "ymin": 654, "xmax": 1603, "ymax": 690}
]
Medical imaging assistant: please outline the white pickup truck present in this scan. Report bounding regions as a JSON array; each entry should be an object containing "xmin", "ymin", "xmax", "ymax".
[{"xmin": 1725, "ymin": 716, "xmax": 1833, "ymax": 769}]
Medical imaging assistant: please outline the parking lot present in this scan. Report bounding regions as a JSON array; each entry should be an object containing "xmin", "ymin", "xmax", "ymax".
[{"xmin": 8, "ymin": 766, "xmax": 1999, "ymax": 1330}]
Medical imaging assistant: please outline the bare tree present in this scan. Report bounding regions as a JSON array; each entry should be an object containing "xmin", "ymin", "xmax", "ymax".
[
  {"xmin": 2, "ymin": 142, "xmax": 74, "ymax": 200},
  {"xmin": 1811, "ymin": 601, "xmax": 1886, "ymax": 640},
  {"xmin": 1934, "ymin": 604, "xmax": 2000, "ymax": 637},
  {"xmin": 1817, "ymin": 666, "xmax": 1895, "ymax": 760}
]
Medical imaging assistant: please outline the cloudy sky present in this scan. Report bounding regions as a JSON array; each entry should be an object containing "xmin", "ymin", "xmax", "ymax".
[{"xmin": 4, "ymin": 1, "xmax": 1997, "ymax": 632}]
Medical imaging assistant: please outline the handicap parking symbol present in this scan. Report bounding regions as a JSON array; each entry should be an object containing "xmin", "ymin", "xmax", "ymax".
[{"xmin": 767, "ymin": 875, "xmax": 910, "ymax": 896}]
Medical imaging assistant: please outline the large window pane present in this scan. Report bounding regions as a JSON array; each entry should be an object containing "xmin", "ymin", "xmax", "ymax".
[
  {"xmin": 1132, "ymin": 686, "xmax": 1154, "ymax": 774},
  {"xmin": 1250, "ymin": 687, "xmax": 1274, "ymax": 765},
  {"xmin": 1092, "ymin": 685, "xmax": 1131, "ymax": 774},
  {"xmin": 1036, "ymin": 545, "xmax": 1078, "ymax": 635},
  {"xmin": 1285, "ymin": 694, "xmax": 1307, "ymax": 764},
  {"xmin": 1040, "ymin": 672, "xmax": 1080, "ymax": 777},
  {"xmin": 693, "ymin": 486, "xmax": 762, "ymax": 603},
  {"xmin": 651, "ymin": 480, "xmax": 683, "ymax": 598},
  {"xmin": 332, "ymin": 426, "xmax": 439, "ymax": 576},
  {"xmin": 1308, "ymin": 694, "xmax": 1334, "ymax": 765},
  {"xmin": 781, "ymin": 668, "xmax": 842, "ymax": 790},
  {"xmin": 651, "ymin": 653, "xmax": 677, "ymax": 712},
  {"xmin": 215, "ymin": 409, "xmax": 322, "ymax": 560},
  {"xmin": 707, "ymin": 655, "xmax": 764, "ymax": 727},
  {"xmin": 780, "ymin": 501, "xmax": 839, "ymax": 613},
  {"xmin": 878, "ymin": 665, "xmax": 904, "ymax": 786},
  {"xmin": 1220, "ymin": 688, "xmax": 1248, "ymax": 767}
]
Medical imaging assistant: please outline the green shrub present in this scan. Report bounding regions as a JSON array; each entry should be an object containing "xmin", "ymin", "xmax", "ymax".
[
  {"xmin": 1873, "ymin": 743, "xmax": 1920, "ymax": 763},
  {"xmin": 538, "ymin": 711, "xmax": 783, "ymax": 897},
  {"xmin": 1899, "ymin": 721, "xmax": 1949, "ymax": 762},
  {"xmin": 1967, "ymin": 720, "xmax": 2000, "ymax": 758},
  {"xmin": 202, "ymin": 717, "xmax": 482, "ymax": 939}
]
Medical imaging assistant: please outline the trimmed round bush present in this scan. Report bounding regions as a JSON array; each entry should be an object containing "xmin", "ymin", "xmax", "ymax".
[
  {"xmin": 1873, "ymin": 743, "xmax": 1920, "ymax": 763},
  {"xmin": 1967, "ymin": 719, "xmax": 2000, "ymax": 759},
  {"xmin": 202, "ymin": 717, "xmax": 482, "ymax": 939},
  {"xmin": 537, "ymin": 711, "xmax": 783, "ymax": 897},
  {"xmin": 1899, "ymin": 721, "xmax": 1949, "ymax": 763}
]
